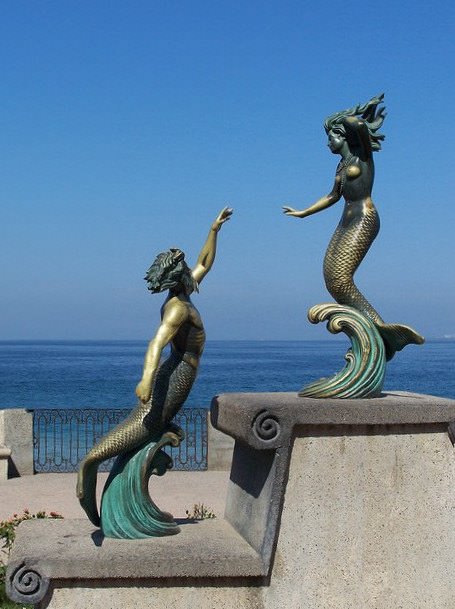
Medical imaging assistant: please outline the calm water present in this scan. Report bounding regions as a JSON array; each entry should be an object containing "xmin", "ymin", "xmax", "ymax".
[{"xmin": 0, "ymin": 340, "xmax": 454, "ymax": 410}]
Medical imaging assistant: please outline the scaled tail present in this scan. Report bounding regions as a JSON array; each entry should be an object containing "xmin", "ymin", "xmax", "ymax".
[
  {"xmin": 377, "ymin": 322, "xmax": 424, "ymax": 361},
  {"xmin": 76, "ymin": 461, "xmax": 100, "ymax": 527}
]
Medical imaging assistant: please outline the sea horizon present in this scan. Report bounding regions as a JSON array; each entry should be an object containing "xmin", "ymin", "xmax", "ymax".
[{"xmin": 1, "ymin": 339, "xmax": 454, "ymax": 410}]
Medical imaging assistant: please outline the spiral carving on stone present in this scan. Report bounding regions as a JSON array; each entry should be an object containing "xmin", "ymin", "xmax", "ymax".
[
  {"xmin": 252, "ymin": 410, "xmax": 281, "ymax": 443},
  {"xmin": 8, "ymin": 563, "xmax": 48, "ymax": 604}
]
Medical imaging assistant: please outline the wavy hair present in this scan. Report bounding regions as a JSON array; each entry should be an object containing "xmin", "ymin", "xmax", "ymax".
[
  {"xmin": 144, "ymin": 248, "xmax": 197, "ymax": 295},
  {"xmin": 324, "ymin": 94, "xmax": 386, "ymax": 151}
]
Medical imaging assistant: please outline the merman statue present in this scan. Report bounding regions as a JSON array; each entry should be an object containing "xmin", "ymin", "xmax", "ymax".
[
  {"xmin": 283, "ymin": 94, "xmax": 424, "ymax": 397},
  {"xmin": 76, "ymin": 207, "xmax": 233, "ymax": 537}
]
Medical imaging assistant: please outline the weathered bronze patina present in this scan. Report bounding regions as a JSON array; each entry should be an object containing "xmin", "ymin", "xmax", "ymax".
[
  {"xmin": 76, "ymin": 207, "xmax": 233, "ymax": 536},
  {"xmin": 284, "ymin": 95, "xmax": 424, "ymax": 397}
]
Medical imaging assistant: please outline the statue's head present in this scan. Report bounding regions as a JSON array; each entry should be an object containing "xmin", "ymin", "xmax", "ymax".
[
  {"xmin": 327, "ymin": 127, "xmax": 348, "ymax": 155},
  {"xmin": 144, "ymin": 248, "xmax": 198, "ymax": 295},
  {"xmin": 324, "ymin": 94, "xmax": 386, "ymax": 153}
]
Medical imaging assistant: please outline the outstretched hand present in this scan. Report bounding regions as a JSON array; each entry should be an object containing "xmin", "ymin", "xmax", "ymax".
[
  {"xmin": 282, "ymin": 206, "xmax": 304, "ymax": 218},
  {"xmin": 212, "ymin": 206, "xmax": 234, "ymax": 231}
]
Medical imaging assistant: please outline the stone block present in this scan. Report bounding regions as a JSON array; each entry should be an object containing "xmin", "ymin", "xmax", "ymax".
[
  {"xmin": 6, "ymin": 392, "xmax": 455, "ymax": 609},
  {"xmin": 207, "ymin": 419, "xmax": 234, "ymax": 470},
  {"xmin": 0, "ymin": 445, "xmax": 11, "ymax": 481},
  {"xmin": 7, "ymin": 518, "xmax": 266, "ymax": 607},
  {"xmin": 0, "ymin": 409, "xmax": 34, "ymax": 476}
]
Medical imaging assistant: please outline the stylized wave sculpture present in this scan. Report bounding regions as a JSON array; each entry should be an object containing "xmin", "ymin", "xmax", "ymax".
[
  {"xmin": 299, "ymin": 303, "xmax": 386, "ymax": 399},
  {"xmin": 100, "ymin": 431, "xmax": 182, "ymax": 539}
]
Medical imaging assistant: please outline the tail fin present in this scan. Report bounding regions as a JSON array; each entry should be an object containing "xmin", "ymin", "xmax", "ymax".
[
  {"xmin": 377, "ymin": 323, "xmax": 424, "ymax": 361},
  {"xmin": 76, "ymin": 461, "xmax": 100, "ymax": 527}
]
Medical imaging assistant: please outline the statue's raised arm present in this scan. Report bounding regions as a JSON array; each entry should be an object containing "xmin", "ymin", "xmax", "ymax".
[
  {"xmin": 192, "ymin": 206, "xmax": 233, "ymax": 285},
  {"xmin": 334, "ymin": 93, "xmax": 386, "ymax": 161}
]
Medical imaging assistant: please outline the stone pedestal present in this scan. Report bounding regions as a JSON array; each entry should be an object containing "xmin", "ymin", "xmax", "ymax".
[
  {"xmin": 0, "ymin": 408, "xmax": 34, "ymax": 477},
  {"xmin": 207, "ymin": 419, "xmax": 235, "ymax": 470},
  {"xmin": 0, "ymin": 445, "xmax": 12, "ymax": 480},
  {"xmin": 6, "ymin": 392, "xmax": 455, "ymax": 609}
]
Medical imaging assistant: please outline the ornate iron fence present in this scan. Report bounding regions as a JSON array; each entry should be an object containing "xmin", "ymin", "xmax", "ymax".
[{"xmin": 33, "ymin": 407, "xmax": 208, "ymax": 473}]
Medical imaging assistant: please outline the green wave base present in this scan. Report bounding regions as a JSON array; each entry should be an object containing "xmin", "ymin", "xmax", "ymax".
[
  {"xmin": 100, "ymin": 431, "xmax": 182, "ymax": 539},
  {"xmin": 299, "ymin": 303, "xmax": 386, "ymax": 399}
]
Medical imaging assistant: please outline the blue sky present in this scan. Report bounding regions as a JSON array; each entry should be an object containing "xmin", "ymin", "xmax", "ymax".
[{"xmin": 1, "ymin": 0, "xmax": 454, "ymax": 340}]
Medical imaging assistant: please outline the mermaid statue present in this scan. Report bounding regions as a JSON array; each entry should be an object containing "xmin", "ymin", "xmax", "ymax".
[
  {"xmin": 76, "ymin": 207, "xmax": 233, "ymax": 536},
  {"xmin": 283, "ymin": 94, "xmax": 424, "ymax": 397}
]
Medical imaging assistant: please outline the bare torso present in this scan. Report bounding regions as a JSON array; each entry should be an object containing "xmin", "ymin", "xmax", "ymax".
[
  {"xmin": 162, "ymin": 295, "xmax": 206, "ymax": 367},
  {"xmin": 339, "ymin": 156, "xmax": 377, "ymax": 226}
]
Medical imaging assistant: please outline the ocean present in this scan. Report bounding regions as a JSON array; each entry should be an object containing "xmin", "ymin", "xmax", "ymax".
[{"xmin": 0, "ymin": 340, "xmax": 454, "ymax": 410}]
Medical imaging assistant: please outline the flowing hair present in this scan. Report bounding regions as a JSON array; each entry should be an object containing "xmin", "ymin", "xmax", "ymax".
[
  {"xmin": 324, "ymin": 94, "xmax": 386, "ymax": 151},
  {"xmin": 144, "ymin": 248, "xmax": 198, "ymax": 295}
]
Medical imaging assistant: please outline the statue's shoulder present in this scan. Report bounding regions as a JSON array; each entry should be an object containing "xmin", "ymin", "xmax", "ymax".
[{"xmin": 162, "ymin": 297, "xmax": 192, "ymax": 325}]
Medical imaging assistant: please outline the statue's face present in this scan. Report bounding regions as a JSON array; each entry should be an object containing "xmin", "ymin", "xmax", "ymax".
[{"xmin": 327, "ymin": 129, "xmax": 345, "ymax": 154}]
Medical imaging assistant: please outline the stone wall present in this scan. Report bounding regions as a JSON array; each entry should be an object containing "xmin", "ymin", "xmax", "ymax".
[
  {"xmin": 207, "ymin": 419, "xmax": 235, "ymax": 470},
  {"xmin": 0, "ymin": 409, "xmax": 33, "ymax": 478},
  {"xmin": 0, "ymin": 445, "xmax": 12, "ymax": 480},
  {"xmin": 0, "ymin": 409, "xmax": 233, "ymax": 480}
]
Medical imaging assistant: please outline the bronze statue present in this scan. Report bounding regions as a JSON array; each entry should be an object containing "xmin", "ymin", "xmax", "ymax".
[
  {"xmin": 77, "ymin": 207, "xmax": 233, "ymax": 532},
  {"xmin": 283, "ymin": 94, "xmax": 424, "ymax": 362}
]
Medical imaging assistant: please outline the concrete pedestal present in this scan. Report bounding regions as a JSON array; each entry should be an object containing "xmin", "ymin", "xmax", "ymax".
[
  {"xmin": 0, "ymin": 409, "xmax": 33, "ymax": 477},
  {"xmin": 0, "ymin": 445, "xmax": 11, "ymax": 480},
  {"xmin": 6, "ymin": 392, "xmax": 455, "ymax": 609}
]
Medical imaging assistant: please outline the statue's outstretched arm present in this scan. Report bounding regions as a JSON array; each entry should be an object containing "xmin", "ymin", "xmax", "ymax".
[
  {"xmin": 192, "ymin": 207, "xmax": 233, "ymax": 285},
  {"xmin": 283, "ymin": 178, "xmax": 342, "ymax": 218},
  {"xmin": 135, "ymin": 304, "xmax": 188, "ymax": 403}
]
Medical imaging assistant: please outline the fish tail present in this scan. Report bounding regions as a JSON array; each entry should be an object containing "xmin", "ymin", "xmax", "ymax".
[
  {"xmin": 76, "ymin": 459, "xmax": 101, "ymax": 526},
  {"xmin": 323, "ymin": 207, "xmax": 381, "ymax": 323},
  {"xmin": 76, "ymin": 410, "xmax": 153, "ymax": 527},
  {"xmin": 377, "ymin": 323, "xmax": 425, "ymax": 361}
]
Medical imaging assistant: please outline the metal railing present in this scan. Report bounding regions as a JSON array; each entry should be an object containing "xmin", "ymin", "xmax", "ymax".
[{"xmin": 33, "ymin": 407, "xmax": 208, "ymax": 473}]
